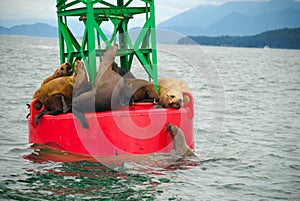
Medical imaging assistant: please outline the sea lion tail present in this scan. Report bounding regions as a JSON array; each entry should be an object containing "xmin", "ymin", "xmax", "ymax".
[{"xmin": 72, "ymin": 108, "xmax": 89, "ymax": 129}]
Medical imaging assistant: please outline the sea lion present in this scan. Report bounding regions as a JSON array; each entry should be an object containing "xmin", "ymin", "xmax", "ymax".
[
  {"xmin": 158, "ymin": 78, "xmax": 191, "ymax": 109},
  {"xmin": 72, "ymin": 44, "xmax": 124, "ymax": 113},
  {"xmin": 32, "ymin": 61, "xmax": 87, "ymax": 124},
  {"xmin": 41, "ymin": 62, "xmax": 72, "ymax": 86},
  {"xmin": 72, "ymin": 45, "xmax": 127, "ymax": 128},
  {"xmin": 166, "ymin": 123, "xmax": 196, "ymax": 157}
]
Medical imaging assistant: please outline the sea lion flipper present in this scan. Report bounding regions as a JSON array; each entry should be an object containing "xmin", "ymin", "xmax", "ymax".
[
  {"xmin": 34, "ymin": 109, "xmax": 62, "ymax": 125},
  {"xmin": 35, "ymin": 113, "xmax": 42, "ymax": 125},
  {"xmin": 94, "ymin": 45, "xmax": 118, "ymax": 86},
  {"xmin": 72, "ymin": 109, "xmax": 89, "ymax": 129}
]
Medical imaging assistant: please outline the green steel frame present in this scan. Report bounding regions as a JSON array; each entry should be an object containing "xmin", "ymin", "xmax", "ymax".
[{"xmin": 56, "ymin": 0, "xmax": 158, "ymax": 87}]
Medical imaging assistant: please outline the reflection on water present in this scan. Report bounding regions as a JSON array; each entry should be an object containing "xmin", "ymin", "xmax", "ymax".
[
  {"xmin": 3, "ymin": 161, "xmax": 160, "ymax": 200},
  {"xmin": 1, "ymin": 144, "xmax": 199, "ymax": 200}
]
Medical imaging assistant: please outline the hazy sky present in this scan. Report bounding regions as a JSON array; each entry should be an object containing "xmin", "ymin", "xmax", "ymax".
[{"xmin": 0, "ymin": 0, "xmax": 297, "ymax": 27}]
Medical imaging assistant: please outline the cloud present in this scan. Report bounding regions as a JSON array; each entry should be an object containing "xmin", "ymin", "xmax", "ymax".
[
  {"xmin": 0, "ymin": 0, "xmax": 202, "ymax": 26},
  {"xmin": 0, "ymin": 0, "xmax": 56, "ymax": 26},
  {"xmin": 0, "ymin": 1, "xmax": 55, "ymax": 20},
  {"xmin": 1, "ymin": 0, "xmax": 281, "ymax": 27}
]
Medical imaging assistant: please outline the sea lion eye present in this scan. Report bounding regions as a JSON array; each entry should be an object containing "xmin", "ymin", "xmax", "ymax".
[
  {"xmin": 60, "ymin": 67, "xmax": 64, "ymax": 70},
  {"xmin": 170, "ymin": 95, "xmax": 175, "ymax": 99}
]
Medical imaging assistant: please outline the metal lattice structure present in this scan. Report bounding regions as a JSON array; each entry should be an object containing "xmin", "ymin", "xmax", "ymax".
[{"xmin": 56, "ymin": 0, "xmax": 158, "ymax": 86}]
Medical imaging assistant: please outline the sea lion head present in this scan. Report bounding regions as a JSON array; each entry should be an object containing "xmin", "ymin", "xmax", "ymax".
[
  {"xmin": 159, "ymin": 86, "xmax": 183, "ymax": 109},
  {"xmin": 111, "ymin": 62, "xmax": 136, "ymax": 78},
  {"xmin": 73, "ymin": 60, "xmax": 91, "ymax": 97},
  {"xmin": 166, "ymin": 123, "xmax": 180, "ymax": 139},
  {"xmin": 55, "ymin": 62, "xmax": 72, "ymax": 77}
]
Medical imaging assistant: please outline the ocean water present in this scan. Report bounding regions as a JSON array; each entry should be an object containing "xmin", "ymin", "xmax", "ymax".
[{"xmin": 0, "ymin": 35, "xmax": 300, "ymax": 200}]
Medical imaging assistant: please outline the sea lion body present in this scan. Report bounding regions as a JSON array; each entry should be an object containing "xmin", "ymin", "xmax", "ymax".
[
  {"xmin": 166, "ymin": 124, "xmax": 196, "ymax": 157},
  {"xmin": 41, "ymin": 63, "xmax": 72, "ymax": 86}
]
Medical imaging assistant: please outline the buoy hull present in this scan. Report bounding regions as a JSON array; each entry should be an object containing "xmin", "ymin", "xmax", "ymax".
[{"xmin": 28, "ymin": 93, "xmax": 194, "ymax": 156}]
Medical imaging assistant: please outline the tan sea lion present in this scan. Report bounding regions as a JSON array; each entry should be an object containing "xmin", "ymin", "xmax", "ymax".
[
  {"xmin": 166, "ymin": 123, "xmax": 196, "ymax": 157},
  {"xmin": 158, "ymin": 78, "xmax": 191, "ymax": 109},
  {"xmin": 32, "ymin": 61, "xmax": 87, "ymax": 124},
  {"xmin": 41, "ymin": 62, "xmax": 72, "ymax": 86}
]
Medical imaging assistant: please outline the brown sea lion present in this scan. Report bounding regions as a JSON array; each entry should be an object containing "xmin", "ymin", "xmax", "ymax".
[
  {"xmin": 158, "ymin": 78, "xmax": 191, "ymax": 109},
  {"xmin": 72, "ymin": 44, "xmax": 124, "ymax": 113},
  {"xmin": 32, "ymin": 61, "xmax": 87, "ymax": 124},
  {"xmin": 41, "ymin": 62, "xmax": 72, "ymax": 86},
  {"xmin": 166, "ymin": 123, "xmax": 196, "ymax": 157},
  {"xmin": 72, "ymin": 45, "xmax": 127, "ymax": 128},
  {"xmin": 120, "ymin": 78, "xmax": 159, "ymax": 104}
]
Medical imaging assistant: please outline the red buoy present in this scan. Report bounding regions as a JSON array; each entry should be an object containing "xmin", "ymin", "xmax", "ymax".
[{"xmin": 28, "ymin": 93, "xmax": 194, "ymax": 157}]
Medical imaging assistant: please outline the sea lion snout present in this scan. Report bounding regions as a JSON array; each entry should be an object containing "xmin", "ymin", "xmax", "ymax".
[
  {"xmin": 66, "ymin": 63, "xmax": 72, "ymax": 71},
  {"xmin": 63, "ymin": 63, "xmax": 72, "ymax": 74},
  {"xmin": 169, "ymin": 100, "xmax": 182, "ymax": 109}
]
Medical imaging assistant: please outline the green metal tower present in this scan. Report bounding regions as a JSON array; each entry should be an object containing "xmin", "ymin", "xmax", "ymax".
[{"xmin": 56, "ymin": 0, "xmax": 158, "ymax": 87}]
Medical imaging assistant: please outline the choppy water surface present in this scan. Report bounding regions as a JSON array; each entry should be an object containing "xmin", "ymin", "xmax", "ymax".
[{"xmin": 0, "ymin": 35, "xmax": 299, "ymax": 200}]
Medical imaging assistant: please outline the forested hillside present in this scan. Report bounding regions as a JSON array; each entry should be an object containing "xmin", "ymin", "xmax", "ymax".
[{"xmin": 178, "ymin": 28, "xmax": 300, "ymax": 49}]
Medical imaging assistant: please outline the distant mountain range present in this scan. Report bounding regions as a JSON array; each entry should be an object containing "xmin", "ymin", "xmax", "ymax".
[
  {"xmin": 0, "ymin": 23, "xmax": 58, "ymax": 38},
  {"xmin": 158, "ymin": 0, "xmax": 300, "ymax": 36},
  {"xmin": 1, "ymin": 0, "xmax": 300, "ymax": 42}
]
